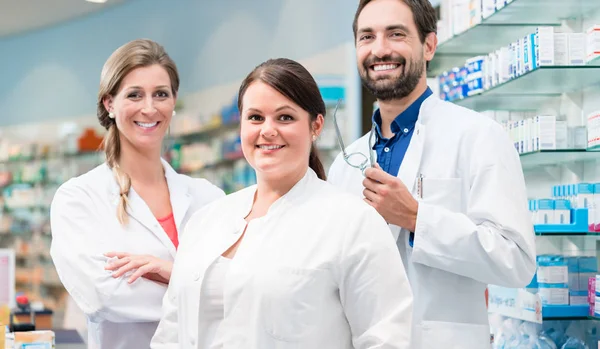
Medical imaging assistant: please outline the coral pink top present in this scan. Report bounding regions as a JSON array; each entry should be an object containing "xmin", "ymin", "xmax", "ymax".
[{"xmin": 157, "ymin": 212, "xmax": 179, "ymax": 249}]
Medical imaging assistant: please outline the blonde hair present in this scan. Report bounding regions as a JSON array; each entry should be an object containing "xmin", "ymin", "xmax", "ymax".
[{"xmin": 97, "ymin": 39, "xmax": 180, "ymax": 225}]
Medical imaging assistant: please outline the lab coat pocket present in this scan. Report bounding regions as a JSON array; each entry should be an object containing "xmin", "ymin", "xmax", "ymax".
[
  {"xmin": 422, "ymin": 177, "xmax": 462, "ymax": 212},
  {"xmin": 421, "ymin": 320, "xmax": 491, "ymax": 349},
  {"xmin": 260, "ymin": 267, "xmax": 325, "ymax": 342}
]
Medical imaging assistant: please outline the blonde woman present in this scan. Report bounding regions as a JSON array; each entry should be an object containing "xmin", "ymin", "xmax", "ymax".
[{"xmin": 50, "ymin": 39, "xmax": 224, "ymax": 349}]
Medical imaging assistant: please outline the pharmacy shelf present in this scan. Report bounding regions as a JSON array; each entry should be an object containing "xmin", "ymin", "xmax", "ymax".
[
  {"xmin": 519, "ymin": 149, "xmax": 600, "ymax": 170},
  {"xmin": 179, "ymin": 153, "xmax": 245, "ymax": 174},
  {"xmin": 431, "ymin": 26, "xmax": 542, "ymax": 76},
  {"xmin": 542, "ymin": 305, "xmax": 591, "ymax": 320},
  {"xmin": 454, "ymin": 64, "xmax": 600, "ymax": 111},
  {"xmin": 177, "ymin": 145, "xmax": 338, "ymax": 175},
  {"xmin": 488, "ymin": 285, "xmax": 543, "ymax": 323},
  {"xmin": 0, "ymin": 151, "xmax": 102, "ymax": 166},
  {"xmin": 534, "ymin": 209, "xmax": 589, "ymax": 233},
  {"xmin": 489, "ymin": 287, "xmax": 592, "ymax": 322},
  {"xmin": 482, "ymin": 0, "xmax": 600, "ymax": 25},
  {"xmin": 171, "ymin": 122, "xmax": 240, "ymax": 144},
  {"xmin": 430, "ymin": 0, "xmax": 600, "ymax": 75},
  {"xmin": 536, "ymin": 232, "xmax": 600, "ymax": 236}
]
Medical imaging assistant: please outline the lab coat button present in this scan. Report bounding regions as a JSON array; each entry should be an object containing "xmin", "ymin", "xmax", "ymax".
[{"xmin": 194, "ymin": 272, "xmax": 201, "ymax": 280}]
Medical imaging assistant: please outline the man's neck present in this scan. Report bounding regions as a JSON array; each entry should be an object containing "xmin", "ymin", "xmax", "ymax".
[{"xmin": 377, "ymin": 80, "xmax": 428, "ymax": 139}]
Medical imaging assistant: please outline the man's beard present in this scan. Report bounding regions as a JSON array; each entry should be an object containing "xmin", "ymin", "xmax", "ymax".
[{"xmin": 359, "ymin": 54, "xmax": 424, "ymax": 101}]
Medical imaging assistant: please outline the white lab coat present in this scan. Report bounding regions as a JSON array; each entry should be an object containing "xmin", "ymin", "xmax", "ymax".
[
  {"xmin": 328, "ymin": 95, "xmax": 537, "ymax": 349},
  {"xmin": 50, "ymin": 159, "xmax": 225, "ymax": 349},
  {"xmin": 151, "ymin": 168, "xmax": 413, "ymax": 349}
]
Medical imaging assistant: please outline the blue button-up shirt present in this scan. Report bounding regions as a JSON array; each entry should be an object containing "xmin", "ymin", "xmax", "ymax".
[
  {"xmin": 373, "ymin": 87, "xmax": 432, "ymax": 176},
  {"xmin": 372, "ymin": 87, "xmax": 432, "ymax": 246}
]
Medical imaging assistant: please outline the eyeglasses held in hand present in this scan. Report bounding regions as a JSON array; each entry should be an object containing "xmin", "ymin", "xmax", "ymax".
[{"xmin": 332, "ymin": 99, "xmax": 376, "ymax": 176}]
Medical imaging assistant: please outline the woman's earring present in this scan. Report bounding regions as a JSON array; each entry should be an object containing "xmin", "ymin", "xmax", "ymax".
[
  {"xmin": 172, "ymin": 110, "xmax": 177, "ymax": 117},
  {"xmin": 108, "ymin": 112, "xmax": 115, "ymax": 119},
  {"xmin": 312, "ymin": 134, "xmax": 317, "ymax": 141}
]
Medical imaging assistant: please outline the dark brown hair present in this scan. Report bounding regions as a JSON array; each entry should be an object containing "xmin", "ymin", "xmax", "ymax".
[
  {"xmin": 97, "ymin": 39, "xmax": 180, "ymax": 224},
  {"xmin": 237, "ymin": 58, "xmax": 327, "ymax": 180},
  {"xmin": 353, "ymin": 0, "xmax": 438, "ymax": 68}
]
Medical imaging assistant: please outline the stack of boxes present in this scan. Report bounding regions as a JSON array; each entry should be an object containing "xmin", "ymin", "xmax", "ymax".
[
  {"xmin": 439, "ymin": 24, "xmax": 600, "ymax": 103},
  {"xmin": 498, "ymin": 113, "xmax": 589, "ymax": 154},
  {"xmin": 569, "ymin": 257, "xmax": 598, "ymax": 305},
  {"xmin": 537, "ymin": 255, "xmax": 569, "ymax": 305},
  {"xmin": 528, "ymin": 183, "xmax": 600, "ymax": 231},
  {"xmin": 587, "ymin": 110, "xmax": 600, "ymax": 150},
  {"xmin": 530, "ymin": 198, "xmax": 571, "ymax": 225},
  {"xmin": 587, "ymin": 25, "xmax": 600, "ymax": 63},
  {"xmin": 437, "ymin": 0, "xmax": 516, "ymax": 42},
  {"xmin": 534, "ymin": 255, "xmax": 598, "ymax": 306}
]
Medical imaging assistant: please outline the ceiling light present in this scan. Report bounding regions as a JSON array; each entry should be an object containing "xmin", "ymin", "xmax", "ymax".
[{"xmin": 86, "ymin": 0, "xmax": 108, "ymax": 3}]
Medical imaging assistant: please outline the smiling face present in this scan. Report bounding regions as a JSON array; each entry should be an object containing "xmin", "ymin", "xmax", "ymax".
[
  {"xmin": 355, "ymin": 0, "xmax": 434, "ymax": 101},
  {"xmin": 103, "ymin": 64, "xmax": 176, "ymax": 154},
  {"xmin": 240, "ymin": 81, "xmax": 323, "ymax": 182}
]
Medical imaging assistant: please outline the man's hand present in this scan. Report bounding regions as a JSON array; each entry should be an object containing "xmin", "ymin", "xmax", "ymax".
[
  {"xmin": 104, "ymin": 252, "xmax": 173, "ymax": 284},
  {"xmin": 362, "ymin": 164, "xmax": 419, "ymax": 232}
]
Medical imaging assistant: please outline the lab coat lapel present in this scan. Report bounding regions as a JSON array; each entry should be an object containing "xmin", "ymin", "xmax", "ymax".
[
  {"xmin": 126, "ymin": 189, "xmax": 177, "ymax": 256},
  {"xmin": 397, "ymin": 95, "xmax": 437, "ymax": 194},
  {"xmin": 163, "ymin": 160, "xmax": 192, "ymax": 237},
  {"xmin": 197, "ymin": 188, "xmax": 255, "ymax": 277},
  {"xmin": 390, "ymin": 105, "xmax": 427, "ymax": 244},
  {"xmin": 104, "ymin": 160, "xmax": 187, "ymax": 257},
  {"xmin": 397, "ymin": 122, "xmax": 425, "ymax": 195}
]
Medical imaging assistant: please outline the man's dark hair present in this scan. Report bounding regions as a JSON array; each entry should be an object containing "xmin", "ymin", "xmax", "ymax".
[{"xmin": 352, "ymin": 0, "xmax": 438, "ymax": 44}]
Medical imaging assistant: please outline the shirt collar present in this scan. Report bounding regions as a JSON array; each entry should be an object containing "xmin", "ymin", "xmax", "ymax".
[{"xmin": 372, "ymin": 87, "xmax": 433, "ymax": 140}]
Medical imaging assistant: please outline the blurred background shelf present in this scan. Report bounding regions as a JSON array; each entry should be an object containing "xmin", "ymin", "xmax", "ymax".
[
  {"xmin": 519, "ymin": 149, "xmax": 600, "ymax": 170},
  {"xmin": 430, "ymin": 0, "xmax": 600, "ymax": 75},
  {"xmin": 542, "ymin": 305, "xmax": 591, "ymax": 320},
  {"xmin": 453, "ymin": 64, "xmax": 600, "ymax": 111}
]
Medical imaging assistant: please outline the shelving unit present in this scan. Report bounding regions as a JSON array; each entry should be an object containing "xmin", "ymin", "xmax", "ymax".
[
  {"xmin": 489, "ymin": 286, "xmax": 592, "ymax": 321},
  {"xmin": 543, "ymin": 305, "xmax": 590, "ymax": 320},
  {"xmin": 520, "ymin": 149, "xmax": 600, "ymax": 170},
  {"xmin": 453, "ymin": 62, "xmax": 600, "ymax": 111},
  {"xmin": 537, "ymin": 232, "xmax": 600, "ymax": 237},
  {"xmin": 435, "ymin": 0, "xmax": 600, "ymax": 346},
  {"xmin": 0, "ymin": 151, "xmax": 101, "ymax": 166},
  {"xmin": 170, "ymin": 121, "xmax": 240, "ymax": 144},
  {"xmin": 430, "ymin": 0, "xmax": 600, "ymax": 76}
]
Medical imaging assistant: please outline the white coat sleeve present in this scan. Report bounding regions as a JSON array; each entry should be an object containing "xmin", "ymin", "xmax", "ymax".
[
  {"xmin": 50, "ymin": 181, "xmax": 168, "ymax": 323},
  {"xmin": 411, "ymin": 122, "xmax": 537, "ymax": 288},
  {"xmin": 337, "ymin": 204, "xmax": 413, "ymax": 349}
]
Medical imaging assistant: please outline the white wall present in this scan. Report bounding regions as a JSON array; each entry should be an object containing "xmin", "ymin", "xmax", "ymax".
[{"xmin": 0, "ymin": 0, "xmax": 360, "ymax": 127}]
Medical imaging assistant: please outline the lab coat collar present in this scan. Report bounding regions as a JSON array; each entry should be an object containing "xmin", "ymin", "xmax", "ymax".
[
  {"xmin": 372, "ymin": 87, "xmax": 432, "ymax": 140},
  {"xmin": 396, "ymin": 94, "xmax": 437, "ymax": 191},
  {"xmin": 105, "ymin": 158, "xmax": 191, "ymax": 256},
  {"xmin": 415, "ymin": 93, "xmax": 439, "ymax": 125},
  {"xmin": 236, "ymin": 168, "xmax": 317, "ymax": 221}
]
